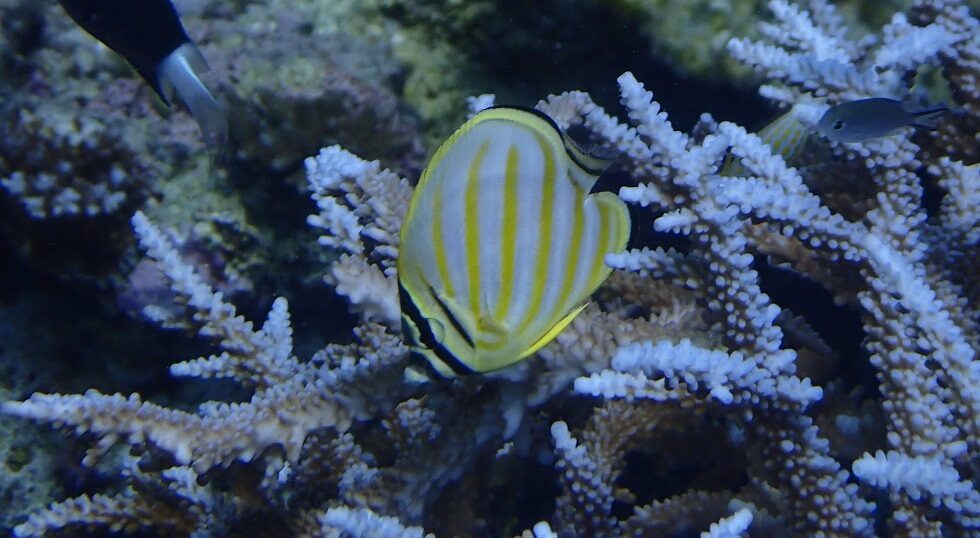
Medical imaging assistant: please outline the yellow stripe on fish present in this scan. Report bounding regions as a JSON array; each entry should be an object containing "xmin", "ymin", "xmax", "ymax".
[{"xmin": 397, "ymin": 106, "xmax": 630, "ymax": 376}]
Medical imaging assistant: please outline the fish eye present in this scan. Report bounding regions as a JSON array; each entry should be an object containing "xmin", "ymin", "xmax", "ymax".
[
  {"xmin": 833, "ymin": 120, "xmax": 844, "ymax": 130},
  {"xmin": 427, "ymin": 317, "xmax": 446, "ymax": 343}
]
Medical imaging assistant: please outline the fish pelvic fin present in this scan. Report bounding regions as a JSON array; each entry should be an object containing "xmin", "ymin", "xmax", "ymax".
[{"xmin": 157, "ymin": 43, "xmax": 228, "ymax": 155}]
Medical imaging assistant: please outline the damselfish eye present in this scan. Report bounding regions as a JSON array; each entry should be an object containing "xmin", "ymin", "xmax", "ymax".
[{"xmin": 833, "ymin": 120, "xmax": 844, "ymax": 130}]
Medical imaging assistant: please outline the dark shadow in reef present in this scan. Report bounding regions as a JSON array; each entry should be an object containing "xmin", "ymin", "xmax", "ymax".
[{"xmin": 460, "ymin": 0, "xmax": 771, "ymax": 131}]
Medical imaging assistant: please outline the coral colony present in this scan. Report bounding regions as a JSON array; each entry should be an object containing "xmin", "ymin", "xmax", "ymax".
[{"xmin": 2, "ymin": 0, "xmax": 978, "ymax": 536}]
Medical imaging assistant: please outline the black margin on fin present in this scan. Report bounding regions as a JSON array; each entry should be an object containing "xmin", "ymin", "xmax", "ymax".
[
  {"xmin": 487, "ymin": 105, "xmax": 563, "ymax": 135},
  {"xmin": 485, "ymin": 105, "xmax": 611, "ymax": 176}
]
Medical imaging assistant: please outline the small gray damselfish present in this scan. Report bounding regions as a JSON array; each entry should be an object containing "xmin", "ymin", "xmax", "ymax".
[{"xmin": 817, "ymin": 97, "xmax": 947, "ymax": 143}]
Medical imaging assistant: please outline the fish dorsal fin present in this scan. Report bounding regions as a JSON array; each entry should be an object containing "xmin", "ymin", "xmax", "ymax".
[
  {"xmin": 397, "ymin": 106, "xmax": 630, "ymax": 376},
  {"xmin": 583, "ymin": 191, "xmax": 631, "ymax": 291},
  {"xmin": 560, "ymin": 131, "xmax": 615, "ymax": 191}
]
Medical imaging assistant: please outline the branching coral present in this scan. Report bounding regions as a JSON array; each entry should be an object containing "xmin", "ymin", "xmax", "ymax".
[
  {"xmin": 540, "ymin": 0, "xmax": 977, "ymax": 534},
  {"xmin": 723, "ymin": 1, "xmax": 979, "ymax": 532},
  {"xmin": 7, "ymin": 210, "xmax": 408, "ymax": 472},
  {"xmin": 2, "ymin": 0, "xmax": 977, "ymax": 536},
  {"xmin": 0, "ymin": 98, "xmax": 151, "ymax": 218},
  {"xmin": 538, "ymin": 78, "xmax": 874, "ymax": 537}
]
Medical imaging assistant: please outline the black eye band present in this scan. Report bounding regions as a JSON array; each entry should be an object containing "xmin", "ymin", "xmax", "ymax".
[
  {"xmin": 399, "ymin": 283, "xmax": 475, "ymax": 375},
  {"xmin": 427, "ymin": 286, "xmax": 475, "ymax": 348}
]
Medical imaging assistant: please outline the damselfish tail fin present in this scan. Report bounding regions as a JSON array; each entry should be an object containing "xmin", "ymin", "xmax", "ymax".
[
  {"xmin": 157, "ymin": 43, "xmax": 227, "ymax": 156},
  {"xmin": 909, "ymin": 105, "xmax": 949, "ymax": 130}
]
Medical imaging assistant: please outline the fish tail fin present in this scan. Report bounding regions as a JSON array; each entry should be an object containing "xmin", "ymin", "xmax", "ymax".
[
  {"xmin": 157, "ymin": 43, "xmax": 228, "ymax": 156},
  {"xmin": 909, "ymin": 105, "xmax": 949, "ymax": 130}
]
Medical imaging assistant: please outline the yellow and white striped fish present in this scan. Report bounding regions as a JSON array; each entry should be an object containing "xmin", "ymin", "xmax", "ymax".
[
  {"xmin": 721, "ymin": 107, "xmax": 809, "ymax": 177},
  {"xmin": 397, "ymin": 106, "xmax": 630, "ymax": 377}
]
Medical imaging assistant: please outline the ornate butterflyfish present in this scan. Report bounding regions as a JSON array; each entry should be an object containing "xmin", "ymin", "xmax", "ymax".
[{"xmin": 397, "ymin": 106, "xmax": 630, "ymax": 377}]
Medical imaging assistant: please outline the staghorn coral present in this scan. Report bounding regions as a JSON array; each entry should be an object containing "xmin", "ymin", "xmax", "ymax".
[
  {"xmin": 2, "ymin": 0, "xmax": 978, "ymax": 536},
  {"xmin": 720, "ymin": 0, "xmax": 979, "ymax": 532},
  {"xmin": 7, "ymin": 211, "xmax": 409, "ymax": 473},
  {"xmin": 606, "ymin": 0, "xmax": 914, "ymax": 81}
]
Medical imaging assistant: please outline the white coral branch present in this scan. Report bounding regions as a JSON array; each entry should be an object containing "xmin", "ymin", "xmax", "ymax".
[
  {"xmin": 853, "ymin": 450, "xmax": 980, "ymax": 526},
  {"xmin": 699, "ymin": 508, "xmax": 753, "ymax": 538},
  {"xmin": 318, "ymin": 507, "xmax": 434, "ymax": 538}
]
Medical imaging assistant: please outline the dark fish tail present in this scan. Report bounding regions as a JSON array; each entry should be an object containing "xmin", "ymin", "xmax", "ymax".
[
  {"xmin": 910, "ymin": 105, "xmax": 949, "ymax": 130},
  {"xmin": 158, "ymin": 44, "xmax": 228, "ymax": 155}
]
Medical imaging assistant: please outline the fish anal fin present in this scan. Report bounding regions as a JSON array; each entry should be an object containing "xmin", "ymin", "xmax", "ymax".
[{"xmin": 520, "ymin": 303, "xmax": 589, "ymax": 359}]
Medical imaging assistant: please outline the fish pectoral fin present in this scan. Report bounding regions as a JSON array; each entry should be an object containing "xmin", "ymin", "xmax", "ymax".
[
  {"xmin": 475, "ymin": 295, "xmax": 508, "ymax": 334},
  {"xmin": 475, "ymin": 314, "xmax": 509, "ymax": 344}
]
